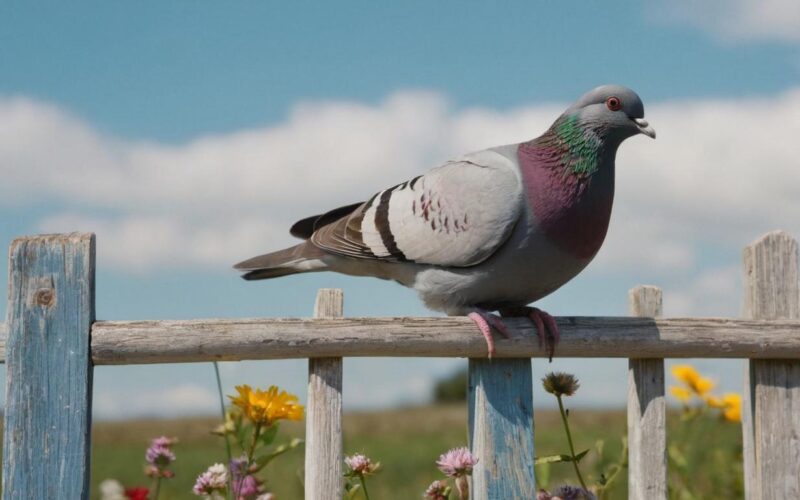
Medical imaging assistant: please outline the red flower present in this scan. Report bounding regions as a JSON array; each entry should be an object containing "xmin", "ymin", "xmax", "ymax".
[{"xmin": 124, "ymin": 487, "xmax": 149, "ymax": 500}]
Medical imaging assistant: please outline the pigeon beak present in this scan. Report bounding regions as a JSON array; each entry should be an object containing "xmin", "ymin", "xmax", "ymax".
[{"xmin": 632, "ymin": 117, "xmax": 656, "ymax": 139}]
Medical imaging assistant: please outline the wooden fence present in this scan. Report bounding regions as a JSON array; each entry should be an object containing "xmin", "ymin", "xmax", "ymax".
[{"xmin": 1, "ymin": 230, "xmax": 799, "ymax": 499}]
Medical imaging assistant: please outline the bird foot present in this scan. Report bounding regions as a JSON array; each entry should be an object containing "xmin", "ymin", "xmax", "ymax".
[
  {"xmin": 499, "ymin": 306, "xmax": 560, "ymax": 362},
  {"xmin": 467, "ymin": 310, "xmax": 512, "ymax": 359}
]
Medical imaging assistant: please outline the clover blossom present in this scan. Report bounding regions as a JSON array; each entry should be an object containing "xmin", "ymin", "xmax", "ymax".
[
  {"xmin": 436, "ymin": 447, "xmax": 478, "ymax": 478},
  {"xmin": 193, "ymin": 463, "xmax": 228, "ymax": 498}
]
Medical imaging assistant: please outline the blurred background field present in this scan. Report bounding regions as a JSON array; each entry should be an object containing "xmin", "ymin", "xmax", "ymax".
[{"xmin": 89, "ymin": 404, "xmax": 742, "ymax": 499}]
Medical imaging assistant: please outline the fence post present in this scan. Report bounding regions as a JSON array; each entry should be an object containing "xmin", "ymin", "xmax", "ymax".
[
  {"xmin": 468, "ymin": 358, "xmax": 535, "ymax": 499},
  {"xmin": 627, "ymin": 285, "xmax": 667, "ymax": 500},
  {"xmin": 742, "ymin": 231, "xmax": 800, "ymax": 500},
  {"xmin": 305, "ymin": 289, "xmax": 344, "ymax": 500},
  {"xmin": 2, "ymin": 233, "xmax": 95, "ymax": 499}
]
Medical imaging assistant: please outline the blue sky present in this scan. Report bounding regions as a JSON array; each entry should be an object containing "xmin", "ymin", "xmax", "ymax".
[{"xmin": 1, "ymin": 1, "xmax": 799, "ymax": 418}]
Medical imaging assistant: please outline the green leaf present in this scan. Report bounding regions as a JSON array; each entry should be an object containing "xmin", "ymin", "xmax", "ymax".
[
  {"xmin": 252, "ymin": 438, "xmax": 303, "ymax": 472},
  {"xmin": 534, "ymin": 454, "xmax": 574, "ymax": 464},
  {"xmin": 535, "ymin": 461, "xmax": 551, "ymax": 489},
  {"xmin": 259, "ymin": 423, "xmax": 280, "ymax": 446},
  {"xmin": 534, "ymin": 449, "xmax": 589, "ymax": 465},
  {"xmin": 345, "ymin": 482, "xmax": 362, "ymax": 499}
]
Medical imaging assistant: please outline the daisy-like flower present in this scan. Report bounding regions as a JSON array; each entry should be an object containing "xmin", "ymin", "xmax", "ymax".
[
  {"xmin": 671, "ymin": 365, "xmax": 714, "ymax": 396},
  {"xmin": 193, "ymin": 463, "xmax": 228, "ymax": 498},
  {"xmin": 436, "ymin": 447, "xmax": 478, "ymax": 478},
  {"xmin": 344, "ymin": 453, "xmax": 380, "ymax": 476},
  {"xmin": 229, "ymin": 385, "xmax": 305, "ymax": 426},
  {"xmin": 542, "ymin": 372, "xmax": 580, "ymax": 397},
  {"xmin": 424, "ymin": 479, "xmax": 451, "ymax": 499}
]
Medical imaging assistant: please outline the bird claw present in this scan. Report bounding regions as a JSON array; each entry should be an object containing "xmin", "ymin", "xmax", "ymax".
[
  {"xmin": 467, "ymin": 311, "xmax": 512, "ymax": 359},
  {"xmin": 500, "ymin": 306, "xmax": 560, "ymax": 362}
]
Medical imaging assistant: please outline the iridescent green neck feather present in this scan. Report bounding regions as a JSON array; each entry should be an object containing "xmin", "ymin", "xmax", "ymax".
[{"xmin": 552, "ymin": 113, "xmax": 604, "ymax": 176}]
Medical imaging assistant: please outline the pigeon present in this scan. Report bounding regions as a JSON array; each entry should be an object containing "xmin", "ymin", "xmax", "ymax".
[{"xmin": 235, "ymin": 85, "xmax": 655, "ymax": 359}]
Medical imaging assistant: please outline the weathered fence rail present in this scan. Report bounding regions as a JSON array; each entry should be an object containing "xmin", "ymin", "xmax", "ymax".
[
  {"xmin": 2, "ymin": 230, "xmax": 799, "ymax": 500},
  {"xmin": 3, "ymin": 316, "xmax": 800, "ymax": 363}
]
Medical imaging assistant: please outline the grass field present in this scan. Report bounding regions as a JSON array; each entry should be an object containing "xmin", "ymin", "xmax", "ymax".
[{"xmin": 91, "ymin": 405, "xmax": 743, "ymax": 499}]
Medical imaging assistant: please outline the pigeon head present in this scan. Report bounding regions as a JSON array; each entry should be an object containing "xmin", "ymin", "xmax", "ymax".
[{"xmin": 565, "ymin": 84, "xmax": 656, "ymax": 143}]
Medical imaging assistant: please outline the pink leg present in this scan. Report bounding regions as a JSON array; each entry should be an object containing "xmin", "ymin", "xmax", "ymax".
[{"xmin": 467, "ymin": 311, "xmax": 512, "ymax": 358}]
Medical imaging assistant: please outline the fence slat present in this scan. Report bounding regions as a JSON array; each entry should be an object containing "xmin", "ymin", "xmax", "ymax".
[
  {"xmin": 627, "ymin": 285, "xmax": 667, "ymax": 500},
  {"xmin": 742, "ymin": 231, "xmax": 800, "ymax": 500},
  {"xmin": 305, "ymin": 289, "xmax": 344, "ymax": 500},
  {"xmin": 2, "ymin": 233, "xmax": 95, "ymax": 499},
  {"xmin": 468, "ymin": 358, "xmax": 535, "ymax": 499}
]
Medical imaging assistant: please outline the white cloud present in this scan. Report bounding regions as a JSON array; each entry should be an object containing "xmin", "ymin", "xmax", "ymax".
[
  {"xmin": 2, "ymin": 88, "xmax": 800, "ymax": 314},
  {"xmin": 653, "ymin": 0, "xmax": 800, "ymax": 43}
]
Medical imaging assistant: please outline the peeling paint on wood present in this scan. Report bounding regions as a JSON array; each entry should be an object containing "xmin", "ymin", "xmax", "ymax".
[
  {"xmin": 2, "ymin": 233, "xmax": 95, "ymax": 499},
  {"xmin": 469, "ymin": 358, "xmax": 535, "ymax": 499}
]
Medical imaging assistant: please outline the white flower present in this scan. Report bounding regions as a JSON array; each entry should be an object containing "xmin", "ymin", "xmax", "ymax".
[{"xmin": 99, "ymin": 479, "xmax": 126, "ymax": 500}]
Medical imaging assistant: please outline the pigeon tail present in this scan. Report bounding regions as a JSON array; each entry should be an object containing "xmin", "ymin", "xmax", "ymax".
[{"xmin": 234, "ymin": 242, "xmax": 327, "ymax": 280}]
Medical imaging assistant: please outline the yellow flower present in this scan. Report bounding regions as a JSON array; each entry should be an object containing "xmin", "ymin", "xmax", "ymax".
[
  {"xmin": 671, "ymin": 365, "xmax": 715, "ymax": 396},
  {"xmin": 670, "ymin": 386, "xmax": 692, "ymax": 403},
  {"xmin": 229, "ymin": 384, "xmax": 304, "ymax": 426},
  {"xmin": 721, "ymin": 393, "xmax": 742, "ymax": 422},
  {"xmin": 704, "ymin": 395, "xmax": 724, "ymax": 408}
]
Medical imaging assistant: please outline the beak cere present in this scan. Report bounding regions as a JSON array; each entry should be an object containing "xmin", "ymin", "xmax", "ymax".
[{"xmin": 633, "ymin": 117, "xmax": 656, "ymax": 139}]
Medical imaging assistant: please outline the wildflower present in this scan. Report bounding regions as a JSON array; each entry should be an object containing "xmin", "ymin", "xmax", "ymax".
[
  {"xmin": 424, "ymin": 479, "xmax": 451, "ymax": 499},
  {"xmin": 146, "ymin": 436, "xmax": 177, "ymax": 471},
  {"xmin": 671, "ymin": 365, "xmax": 714, "ymax": 396},
  {"xmin": 345, "ymin": 453, "xmax": 380, "ymax": 476},
  {"xmin": 229, "ymin": 385, "xmax": 304, "ymax": 426},
  {"xmin": 193, "ymin": 463, "xmax": 228, "ymax": 498},
  {"xmin": 436, "ymin": 447, "xmax": 478, "ymax": 478},
  {"xmin": 230, "ymin": 456, "xmax": 264, "ymax": 499},
  {"xmin": 721, "ymin": 393, "xmax": 742, "ymax": 422},
  {"xmin": 537, "ymin": 485, "xmax": 596, "ymax": 500},
  {"xmin": 542, "ymin": 372, "xmax": 580, "ymax": 397},
  {"xmin": 670, "ymin": 386, "xmax": 692, "ymax": 403},
  {"xmin": 99, "ymin": 479, "xmax": 126, "ymax": 500},
  {"xmin": 124, "ymin": 487, "xmax": 150, "ymax": 500}
]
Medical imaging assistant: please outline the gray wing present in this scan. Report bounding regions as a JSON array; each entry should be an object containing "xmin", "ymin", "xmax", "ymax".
[{"xmin": 310, "ymin": 148, "xmax": 523, "ymax": 267}]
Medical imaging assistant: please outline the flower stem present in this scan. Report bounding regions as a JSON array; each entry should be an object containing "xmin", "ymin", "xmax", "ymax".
[
  {"xmin": 151, "ymin": 476, "xmax": 162, "ymax": 500},
  {"xmin": 359, "ymin": 475, "xmax": 371, "ymax": 500},
  {"xmin": 557, "ymin": 395, "xmax": 588, "ymax": 490},
  {"xmin": 213, "ymin": 362, "xmax": 234, "ymax": 500}
]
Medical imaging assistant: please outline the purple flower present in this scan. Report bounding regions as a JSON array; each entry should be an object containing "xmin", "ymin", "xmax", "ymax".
[
  {"xmin": 436, "ymin": 447, "xmax": 478, "ymax": 478},
  {"xmin": 145, "ymin": 436, "xmax": 176, "ymax": 469},
  {"xmin": 538, "ymin": 485, "xmax": 596, "ymax": 500},
  {"xmin": 229, "ymin": 457, "xmax": 263, "ymax": 500}
]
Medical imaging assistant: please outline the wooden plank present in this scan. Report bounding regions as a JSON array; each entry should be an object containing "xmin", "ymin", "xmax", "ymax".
[
  {"xmin": 305, "ymin": 289, "xmax": 344, "ymax": 500},
  {"xmin": 468, "ymin": 358, "xmax": 535, "ymax": 500},
  {"xmin": 89, "ymin": 316, "xmax": 800, "ymax": 364},
  {"xmin": 627, "ymin": 285, "xmax": 667, "ymax": 500},
  {"xmin": 742, "ymin": 230, "xmax": 800, "ymax": 500},
  {"xmin": 2, "ymin": 233, "xmax": 95, "ymax": 499}
]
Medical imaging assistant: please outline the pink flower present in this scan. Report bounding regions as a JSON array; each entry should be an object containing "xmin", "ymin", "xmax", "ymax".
[
  {"xmin": 229, "ymin": 457, "xmax": 263, "ymax": 500},
  {"xmin": 345, "ymin": 453, "xmax": 379, "ymax": 475},
  {"xmin": 193, "ymin": 463, "xmax": 228, "ymax": 496},
  {"xmin": 436, "ymin": 447, "xmax": 478, "ymax": 478},
  {"xmin": 145, "ymin": 436, "xmax": 176, "ymax": 469},
  {"xmin": 425, "ymin": 479, "xmax": 451, "ymax": 499}
]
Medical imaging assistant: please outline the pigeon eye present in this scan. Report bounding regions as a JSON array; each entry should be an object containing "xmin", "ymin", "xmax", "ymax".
[{"xmin": 606, "ymin": 96, "xmax": 622, "ymax": 111}]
